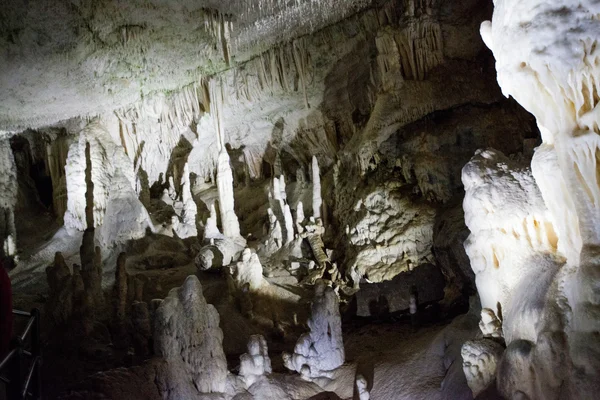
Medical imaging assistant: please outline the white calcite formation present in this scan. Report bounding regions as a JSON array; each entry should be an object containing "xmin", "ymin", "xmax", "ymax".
[
  {"xmin": 278, "ymin": 174, "xmax": 287, "ymax": 202},
  {"xmin": 295, "ymin": 201, "xmax": 305, "ymax": 234},
  {"xmin": 479, "ymin": 308, "xmax": 503, "ymax": 339},
  {"xmin": 462, "ymin": 308, "xmax": 506, "ymax": 397},
  {"xmin": 172, "ymin": 163, "xmax": 197, "ymax": 239},
  {"xmin": 0, "ymin": 139, "xmax": 17, "ymax": 256},
  {"xmin": 216, "ymin": 150, "xmax": 241, "ymax": 239},
  {"xmin": 461, "ymin": 338, "xmax": 505, "ymax": 398},
  {"xmin": 283, "ymin": 281, "xmax": 344, "ymax": 379},
  {"xmin": 0, "ymin": 0, "xmax": 373, "ymax": 131},
  {"xmin": 356, "ymin": 374, "xmax": 370, "ymax": 400},
  {"xmin": 153, "ymin": 275, "xmax": 227, "ymax": 397},
  {"xmin": 269, "ymin": 174, "xmax": 296, "ymax": 246},
  {"xmin": 462, "ymin": 149, "xmax": 558, "ymax": 316},
  {"xmin": 461, "ymin": 1, "xmax": 600, "ymax": 397},
  {"xmin": 235, "ymin": 248, "xmax": 268, "ymax": 290},
  {"xmin": 239, "ymin": 334, "xmax": 272, "ymax": 389},
  {"xmin": 283, "ymin": 204, "xmax": 295, "ymax": 244},
  {"xmin": 311, "ymin": 156, "xmax": 322, "ymax": 219},
  {"xmin": 347, "ymin": 183, "xmax": 436, "ymax": 283},
  {"xmin": 63, "ymin": 120, "xmax": 153, "ymax": 247},
  {"xmin": 266, "ymin": 207, "xmax": 283, "ymax": 252},
  {"xmin": 204, "ymin": 202, "xmax": 222, "ymax": 240}
]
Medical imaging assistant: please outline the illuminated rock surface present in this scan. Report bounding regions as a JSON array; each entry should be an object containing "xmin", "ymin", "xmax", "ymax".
[{"xmin": 6, "ymin": 0, "xmax": 598, "ymax": 399}]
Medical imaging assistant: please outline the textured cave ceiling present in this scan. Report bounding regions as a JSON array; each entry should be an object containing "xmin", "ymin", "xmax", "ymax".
[{"xmin": 0, "ymin": 0, "xmax": 371, "ymax": 131}]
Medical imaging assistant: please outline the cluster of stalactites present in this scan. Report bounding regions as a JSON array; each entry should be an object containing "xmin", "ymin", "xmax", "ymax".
[{"xmin": 232, "ymin": 0, "xmax": 371, "ymax": 55}]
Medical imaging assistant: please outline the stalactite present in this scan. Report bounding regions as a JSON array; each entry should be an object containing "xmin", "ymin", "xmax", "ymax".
[
  {"xmin": 395, "ymin": 19, "xmax": 443, "ymax": 80},
  {"xmin": 209, "ymin": 78, "xmax": 226, "ymax": 152},
  {"xmin": 292, "ymin": 38, "xmax": 310, "ymax": 109}
]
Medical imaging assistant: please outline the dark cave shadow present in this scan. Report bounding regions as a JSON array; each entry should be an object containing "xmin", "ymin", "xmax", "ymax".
[{"xmin": 354, "ymin": 359, "xmax": 375, "ymax": 398}]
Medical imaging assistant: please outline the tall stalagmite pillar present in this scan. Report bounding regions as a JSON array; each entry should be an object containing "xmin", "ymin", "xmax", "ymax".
[
  {"xmin": 216, "ymin": 150, "xmax": 241, "ymax": 238},
  {"xmin": 311, "ymin": 156, "xmax": 322, "ymax": 219}
]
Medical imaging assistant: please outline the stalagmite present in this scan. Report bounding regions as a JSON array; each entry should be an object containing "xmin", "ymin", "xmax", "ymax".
[
  {"xmin": 266, "ymin": 207, "xmax": 283, "ymax": 250},
  {"xmin": 0, "ymin": 139, "xmax": 17, "ymax": 257},
  {"xmin": 235, "ymin": 248, "xmax": 268, "ymax": 290},
  {"xmin": 153, "ymin": 275, "xmax": 227, "ymax": 397},
  {"xmin": 204, "ymin": 202, "xmax": 221, "ymax": 240},
  {"xmin": 278, "ymin": 174, "xmax": 287, "ymax": 201},
  {"xmin": 283, "ymin": 204, "xmax": 294, "ymax": 244},
  {"xmin": 63, "ymin": 120, "xmax": 153, "ymax": 247},
  {"xmin": 283, "ymin": 280, "xmax": 344, "ymax": 379},
  {"xmin": 272, "ymin": 176, "xmax": 281, "ymax": 201},
  {"xmin": 239, "ymin": 334, "xmax": 272, "ymax": 389},
  {"xmin": 296, "ymin": 201, "xmax": 305, "ymax": 233},
  {"xmin": 356, "ymin": 374, "xmax": 370, "ymax": 400},
  {"xmin": 216, "ymin": 150, "xmax": 241, "ymax": 239},
  {"xmin": 311, "ymin": 156, "xmax": 322, "ymax": 219},
  {"xmin": 44, "ymin": 252, "xmax": 74, "ymax": 326},
  {"xmin": 172, "ymin": 163, "xmax": 197, "ymax": 239}
]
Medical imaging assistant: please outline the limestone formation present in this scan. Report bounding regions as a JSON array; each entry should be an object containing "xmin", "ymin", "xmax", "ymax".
[
  {"xmin": 153, "ymin": 275, "xmax": 227, "ymax": 396},
  {"xmin": 346, "ymin": 185, "xmax": 436, "ymax": 284},
  {"xmin": 311, "ymin": 156, "xmax": 322, "ymax": 219},
  {"xmin": 204, "ymin": 202, "xmax": 222, "ymax": 240},
  {"xmin": 474, "ymin": 2, "xmax": 600, "ymax": 397},
  {"xmin": 6, "ymin": 0, "xmax": 600, "ymax": 399},
  {"xmin": 284, "ymin": 281, "xmax": 344, "ymax": 378},
  {"xmin": 266, "ymin": 207, "xmax": 283, "ymax": 250},
  {"xmin": 195, "ymin": 245, "xmax": 223, "ymax": 271},
  {"xmin": 195, "ymin": 237, "xmax": 245, "ymax": 272},
  {"xmin": 45, "ymin": 252, "xmax": 75, "ymax": 326},
  {"xmin": 302, "ymin": 217, "xmax": 328, "ymax": 267},
  {"xmin": 174, "ymin": 163, "xmax": 197, "ymax": 239},
  {"xmin": 239, "ymin": 335, "xmax": 272, "ymax": 389},
  {"xmin": 295, "ymin": 201, "xmax": 305, "ymax": 234},
  {"xmin": 283, "ymin": 204, "xmax": 295, "ymax": 244},
  {"xmin": 0, "ymin": 139, "xmax": 17, "ymax": 257},
  {"xmin": 479, "ymin": 308, "xmax": 503, "ymax": 339},
  {"xmin": 216, "ymin": 150, "xmax": 241, "ymax": 238},
  {"xmin": 64, "ymin": 121, "xmax": 153, "ymax": 248},
  {"xmin": 235, "ymin": 248, "xmax": 267, "ymax": 290},
  {"xmin": 461, "ymin": 339, "xmax": 505, "ymax": 398},
  {"xmin": 356, "ymin": 374, "xmax": 370, "ymax": 400}
]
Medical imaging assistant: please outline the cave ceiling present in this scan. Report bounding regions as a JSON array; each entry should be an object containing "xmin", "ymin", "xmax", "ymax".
[{"xmin": 0, "ymin": 0, "xmax": 370, "ymax": 131}]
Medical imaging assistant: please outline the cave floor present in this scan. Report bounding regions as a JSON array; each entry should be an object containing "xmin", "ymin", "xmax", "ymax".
[{"xmin": 9, "ymin": 230, "xmax": 475, "ymax": 400}]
